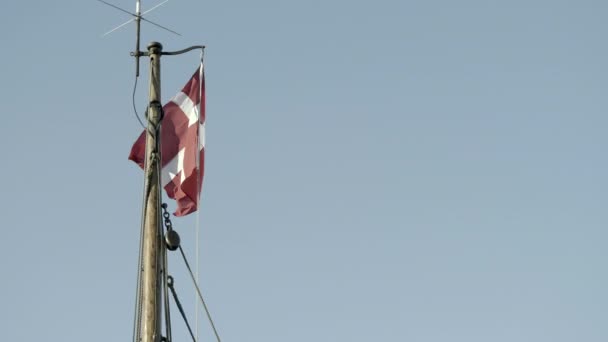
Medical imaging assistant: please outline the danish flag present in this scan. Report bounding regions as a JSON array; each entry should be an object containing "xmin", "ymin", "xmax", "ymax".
[{"xmin": 129, "ymin": 64, "xmax": 205, "ymax": 216}]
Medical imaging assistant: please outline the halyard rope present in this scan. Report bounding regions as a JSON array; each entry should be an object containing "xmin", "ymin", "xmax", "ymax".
[
  {"xmin": 168, "ymin": 276, "xmax": 197, "ymax": 342},
  {"xmin": 194, "ymin": 52, "xmax": 204, "ymax": 342},
  {"xmin": 179, "ymin": 245, "xmax": 221, "ymax": 342}
]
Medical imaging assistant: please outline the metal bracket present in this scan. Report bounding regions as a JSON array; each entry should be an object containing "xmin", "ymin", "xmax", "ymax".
[
  {"xmin": 162, "ymin": 45, "xmax": 205, "ymax": 56},
  {"xmin": 134, "ymin": 45, "xmax": 205, "ymax": 57}
]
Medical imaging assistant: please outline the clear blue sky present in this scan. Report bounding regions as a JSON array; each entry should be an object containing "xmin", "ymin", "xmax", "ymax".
[{"xmin": 1, "ymin": 0, "xmax": 607, "ymax": 341}]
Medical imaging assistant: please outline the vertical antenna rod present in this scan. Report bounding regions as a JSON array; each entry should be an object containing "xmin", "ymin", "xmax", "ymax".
[
  {"xmin": 140, "ymin": 41, "xmax": 163, "ymax": 342},
  {"xmin": 135, "ymin": 0, "xmax": 142, "ymax": 76}
]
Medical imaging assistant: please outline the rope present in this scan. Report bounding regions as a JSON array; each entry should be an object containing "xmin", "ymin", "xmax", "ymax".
[
  {"xmin": 194, "ymin": 54, "xmax": 204, "ymax": 342},
  {"xmin": 179, "ymin": 246, "xmax": 222, "ymax": 342},
  {"xmin": 162, "ymin": 221, "xmax": 173, "ymax": 342},
  {"xmin": 195, "ymin": 206, "xmax": 200, "ymax": 342},
  {"xmin": 131, "ymin": 216, "xmax": 144, "ymax": 342},
  {"xmin": 131, "ymin": 116, "xmax": 150, "ymax": 342},
  {"xmin": 168, "ymin": 276, "xmax": 197, "ymax": 342}
]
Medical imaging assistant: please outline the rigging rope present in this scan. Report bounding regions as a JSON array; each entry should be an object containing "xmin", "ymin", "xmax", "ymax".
[
  {"xmin": 162, "ymin": 219, "xmax": 173, "ymax": 342},
  {"xmin": 195, "ymin": 214, "xmax": 200, "ymax": 342},
  {"xmin": 195, "ymin": 199, "xmax": 200, "ymax": 341},
  {"xmin": 168, "ymin": 276, "xmax": 197, "ymax": 342},
  {"xmin": 194, "ymin": 51, "xmax": 204, "ymax": 342},
  {"xmin": 161, "ymin": 197, "xmax": 221, "ymax": 342},
  {"xmin": 179, "ymin": 246, "xmax": 222, "ymax": 342},
  {"xmin": 132, "ymin": 135, "xmax": 149, "ymax": 342},
  {"xmin": 131, "ymin": 226, "xmax": 144, "ymax": 342}
]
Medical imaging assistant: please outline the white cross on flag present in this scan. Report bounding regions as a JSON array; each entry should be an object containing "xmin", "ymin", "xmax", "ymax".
[{"xmin": 129, "ymin": 64, "xmax": 205, "ymax": 216}]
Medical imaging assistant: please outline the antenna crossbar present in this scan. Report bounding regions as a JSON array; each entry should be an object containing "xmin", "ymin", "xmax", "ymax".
[
  {"xmin": 101, "ymin": 0, "xmax": 171, "ymax": 37},
  {"xmin": 96, "ymin": 0, "xmax": 181, "ymax": 76},
  {"xmin": 97, "ymin": 0, "xmax": 180, "ymax": 37}
]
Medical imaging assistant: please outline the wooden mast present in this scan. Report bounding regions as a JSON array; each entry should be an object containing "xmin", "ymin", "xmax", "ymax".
[
  {"xmin": 140, "ymin": 41, "xmax": 164, "ymax": 342},
  {"xmin": 94, "ymin": 0, "xmax": 206, "ymax": 339}
]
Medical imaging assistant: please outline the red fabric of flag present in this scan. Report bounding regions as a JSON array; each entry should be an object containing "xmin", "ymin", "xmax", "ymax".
[{"xmin": 129, "ymin": 64, "xmax": 205, "ymax": 216}]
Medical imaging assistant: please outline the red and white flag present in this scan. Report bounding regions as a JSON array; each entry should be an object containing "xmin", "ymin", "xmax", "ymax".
[{"xmin": 129, "ymin": 64, "xmax": 205, "ymax": 216}]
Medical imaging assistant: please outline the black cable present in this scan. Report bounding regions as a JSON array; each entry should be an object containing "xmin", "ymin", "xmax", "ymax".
[
  {"xmin": 167, "ymin": 276, "xmax": 197, "ymax": 342},
  {"xmin": 132, "ymin": 75, "xmax": 146, "ymax": 128}
]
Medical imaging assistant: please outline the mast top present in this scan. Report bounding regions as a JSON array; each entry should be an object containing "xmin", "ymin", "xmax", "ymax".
[
  {"xmin": 148, "ymin": 41, "xmax": 163, "ymax": 50},
  {"xmin": 97, "ymin": 0, "xmax": 180, "ymax": 76}
]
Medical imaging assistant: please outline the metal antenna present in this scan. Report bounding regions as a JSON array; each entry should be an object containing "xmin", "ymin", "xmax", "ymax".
[
  {"xmin": 101, "ymin": 1, "xmax": 170, "ymax": 37},
  {"xmin": 135, "ymin": 0, "xmax": 141, "ymax": 76},
  {"xmin": 96, "ymin": 0, "xmax": 181, "ymax": 76}
]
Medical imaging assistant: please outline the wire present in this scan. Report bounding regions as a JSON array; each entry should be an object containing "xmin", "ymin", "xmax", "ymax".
[
  {"xmin": 195, "ymin": 55, "xmax": 204, "ymax": 342},
  {"xmin": 96, "ymin": 0, "xmax": 134, "ymax": 16},
  {"xmin": 195, "ymin": 204, "xmax": 200, "ymax": 341},
  {"xmin": 131, "ymin": 125, "xmax": 150, "ymax": 342},
  {"xmin": 131, "ymin": 221, "xmax": 144, "ymax": 342},
  {"xmin": 179, "ymin": 246, "xmax": 222, "ymax": 342},
  {"xmin": 162, "ymin": 220, "xmax": 173, "ymax": 342},
  {"xmin": 132, "ymin": 76, "xmax": 146, "ymax": 128},
  {"xmin": 168, "ymin": 277, "xmax": 197, "ymax": 342},
  {"xmin": 141, "ymin": 17, "xmax": 181, "ymax": 36}
]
